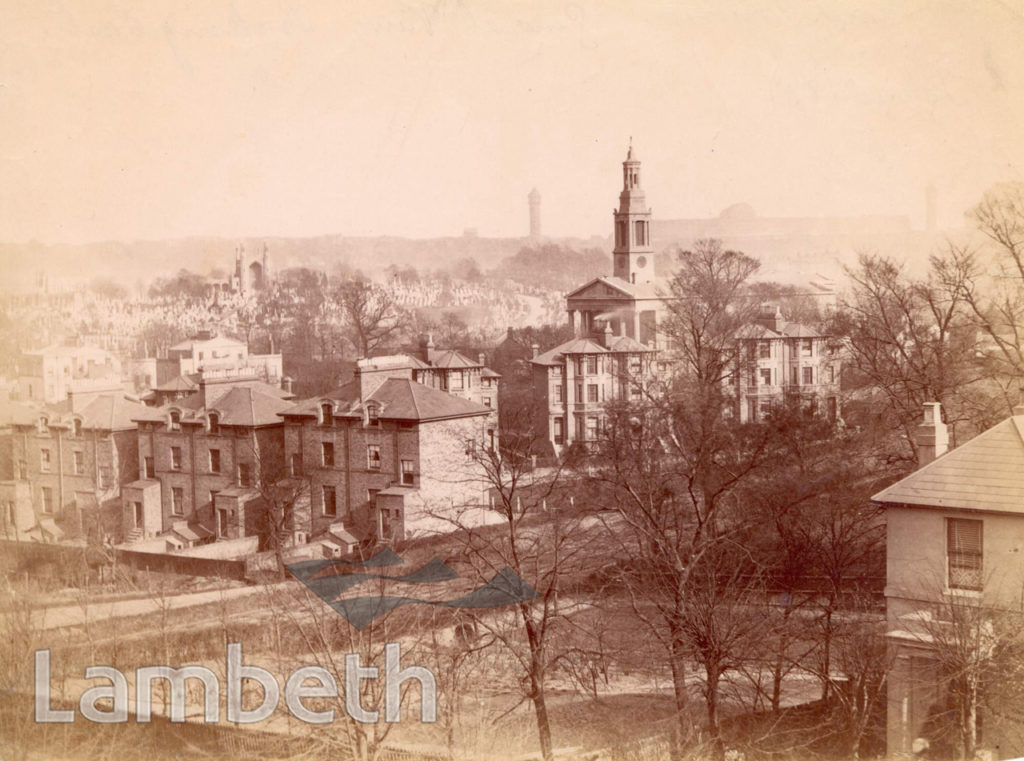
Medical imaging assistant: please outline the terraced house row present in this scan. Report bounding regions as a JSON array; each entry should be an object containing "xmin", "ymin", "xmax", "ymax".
[{"xmin": 0, "ymin": 341, "xmax": 500, "ymax": 558}]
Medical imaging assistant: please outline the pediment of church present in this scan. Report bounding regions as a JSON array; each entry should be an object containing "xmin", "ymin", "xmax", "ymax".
[{"xmin": 566, "ymin": 277, "xmax": 636, "ymax": 302}]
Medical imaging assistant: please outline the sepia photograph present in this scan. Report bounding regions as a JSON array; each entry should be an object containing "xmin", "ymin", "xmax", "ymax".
[{"xmin": 1, "ymin": 1, "xmax": 1023, "ymax": 759}]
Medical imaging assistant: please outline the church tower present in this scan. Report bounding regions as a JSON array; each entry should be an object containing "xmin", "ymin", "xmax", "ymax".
[{"xmin": 612, "ymin": 140, "xmax": 654, "ymax": 285}]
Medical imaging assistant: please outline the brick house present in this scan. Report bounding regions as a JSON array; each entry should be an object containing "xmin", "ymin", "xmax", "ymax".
[
  {"xmin": 734, "ymin": 305, "xmax": 841, "ymax": 423},
  {"xmin": 411, "ymin": 335, "xmax": 500, "ymax": 412},
  {"xmin": 280, "ymin": 355, "xmax": 496, "ymax": 543},
  {"xmin": 873, "ymin": 403, "xmax": 1024, "ymax": 759},
  {"xmin": 125, "ymin": 377, "xmax": 295, "ymax": 544},
  {"xmin": 7, "ymin": 391, "xmax": 148, "ymax": 541},
  {"xmin": 531, "ymin": 324, "xmax": 657, "ymax": 458}
]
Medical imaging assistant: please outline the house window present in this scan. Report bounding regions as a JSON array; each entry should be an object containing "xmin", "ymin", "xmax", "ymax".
[
  {"xmin": 587, "ymin": 356, "xmax": 598, "ymax": 374},
  {"xmin": 367, "ymin": 445, "xmax": 381, "ymax": 470},
  {"xmin": 171, "ymin": 487, "xmax": 184, "ymax": 516},
  {"xmin": 553, "ymin": 417, "xmax": 564, "ymax": 444},
  {"xmin": 144, "ymin": 456, "xmax": 155, "ymax": 479},
  {"xmin": 827, "ymin": 365, "xmax": 836, "ymax": 384},
  {"xmin": 367, "ymin": 403, "xmax": 380, "ymax": 425},
  {"xmin": 290, "ymin": 453, "xmax": 302, "ymax": 477},
  {"xmin": 450, "ymin": 372, "xmax": 464, "ymax": 390},
  {"xmin": 72, "ymin": 419, "xmax": 83, "ymax": 437},
  {"xmin": 169, "ymin": 411, "xmax": 181, "ymax": 432},
  {"xmin": 554, "ymin": 385, "xmax": 563, "ymax": 403},
  {"xmin": 483, "ymin": 397, "xmax": 492, "ymax": 408},
  {"xmin": 40, "ymin": 448, "xmax": 51, "ymax": 473},
  {"xmin": 827, "ymin": 397, "xmax": 838, "ymax": 421},
  {"xmin": 401, "ymin": 459, "xmax": 415, "ymax": 485},
  {"xmin": 209, "ymin": 449, "xmax": 221, "ymax": 473},
  {"xmin": 758, "ymin": 342, "xmax": 771, "ymax": 359},
  {"xmin": 758, "ymin": 368, "xmax": 772, "ymax": 386},
  {"xmin": 37, "ymin": 417, "xmax": 48, "ymax": 434},
  {"xmin": 99, "ymin": 466, "xmax": 111, "ymax": 489},
  {"xmin": 801, "ymin": 339, "xmax": 813, "ymax": 357},
  {"xmin": 487, "ymin": 428, "xmax": 495, "ymax": 451},
  {"xmin": 321, "ymin": 403, "xmax": 333, "ymax": 427},
  {"xmin": 802, "ymin": 366, "xmax": 814, "ymax": 385},
  {"xmin": 323, "ymin": 485, "xmax": 337, "ymax": 517},
  {"xmin": 171, "ymin": 446, "xmax": 182, "ymax": 471},
  {"xmin": 790, "ymin": 366, "xmax": 799, "ymax": 386},
  {"xmin": 73, "ymin": 451, "xmax": 84, "ymax": 474},
  {"xmin": 576, "ymin": 382, "xmax": 584, "ymax": 402},
  {"xmin": 747, "ymin": 399, "xmax": 758, "ymax": 421},
  {"xmin": 208, "ymin": 413, "xmax": 219, "ymax": 436},
  {"xmin": 238, "ymin": 463, "xmax": 252, "ymax": 488},
  {"xmin": 585, "ymin": 416, "xmax": 599, "ymax": 441},
  {"xmin": 588, "ymin": 384, "xmax": 599, "ymax": 402},
  {"xmin": 322, "ymin": 441, "xmax": 335, "ymax": 467},
  {"xmin": 18, "ymin": 459, "xmax": 27, "ymax": 480},
  {"xmin": 947, "ymin": 518, "xmax": 983, "ymax": 591},
  {"xmin": 552, "ymin": 365, "xmax": 562, "ymax": 377},
  {"xmin": 41, "ymin": 487, "xmax": 54, "ymax": 514}
]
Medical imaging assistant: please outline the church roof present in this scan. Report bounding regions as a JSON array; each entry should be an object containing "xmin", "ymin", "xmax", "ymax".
[
  {"xmin": 872, "ymin": 412, "xmax": 1024, "ymax": 513},
  {"xmin": 565, "ymin": 276, "xmax": 664, "ymax": 302}
]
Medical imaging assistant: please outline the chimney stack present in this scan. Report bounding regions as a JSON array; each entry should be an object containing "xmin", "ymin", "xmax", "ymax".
[
  {"xmin": 478, "ymin": 352, "xmax": 486, "ymax": 366},
  {"xmin": 531, "ymin": 343, "xmax": 540, "ymax": 359},
  {"xmin": 419, "ymin": 334, "xmax": 437, "ymax": 365},
  {"xmin": 602, "ymin": 322, "xmax": 613, "ymax": 348},
  {"xmin": 281, "ymin": 376, "xmax": 294, "ymax": 395},
  {"xmin": 914, "ymin": 402, "xmax": 949, "ymax": 467}
]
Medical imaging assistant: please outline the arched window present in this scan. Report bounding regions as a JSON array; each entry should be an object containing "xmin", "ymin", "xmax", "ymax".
[
  {"xmin": 169, "ymin": 410, "xmax": 181, "ymax": 432},
  {"xmin": 366, "ymin": 402, "xmax": 380, "ymax": 426},
  {"xmin": 207, "ymin": 412, "xmax": 219, "ymax": 436}
]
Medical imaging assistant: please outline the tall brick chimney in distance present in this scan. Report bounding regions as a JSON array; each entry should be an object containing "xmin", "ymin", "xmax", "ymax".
[
  {"xmin": 914, "ymin": 402, "xmax": 949, "ymax": 467},
  {"xmin": 419, "ymin": 334, "xmax": 437, "ymax": 365}
]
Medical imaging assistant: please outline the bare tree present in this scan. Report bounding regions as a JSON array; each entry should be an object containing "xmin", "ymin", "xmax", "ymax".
[{"xmin": 336, "ymin": 277, "xmax": 405, "ymax": 358}]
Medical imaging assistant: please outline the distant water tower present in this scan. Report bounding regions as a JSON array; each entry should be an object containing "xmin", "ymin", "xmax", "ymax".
[{"xmin": 528, "ymin": 187, "xmax": 541, "ymax": 238}]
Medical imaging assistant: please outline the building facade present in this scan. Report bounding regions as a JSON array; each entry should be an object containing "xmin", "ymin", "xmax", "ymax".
[
  {"xmin": 531, "ymin": 325, "xmax": 657, "ymax": 458},
  {"xmin": 8, "ymin": 391, "xmax": 147, "ymax": 540},
  {"xmin": 126, "ymin": 377, "xmax": 296, "ymax": 544},
  {"xmin": 874, "ymin": 403, "xmax": 1024, "ymax": 759},
  {"xmin": 734, "ymin": 305, "xmax": 841, "ymax": 423},
  {"xmin": 17, "ymin": 343, "xmax": 123, "ymax": 404},
  {"xmin": 281, "ymin": 355, "xmax": 496, "ymax": 543}
]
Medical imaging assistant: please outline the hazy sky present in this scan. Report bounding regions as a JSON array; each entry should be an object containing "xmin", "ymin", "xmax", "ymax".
[{"xmin": 2, "ymin": 0, "xmax": 1023, "ymax": 244}]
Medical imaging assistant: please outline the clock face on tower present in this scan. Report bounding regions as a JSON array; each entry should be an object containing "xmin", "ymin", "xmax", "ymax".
[{"xmin": 636, "ymin": 256, "xmax": 647, "ymax": 268}]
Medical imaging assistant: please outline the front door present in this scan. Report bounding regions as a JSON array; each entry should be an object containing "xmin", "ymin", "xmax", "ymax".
[{"xmin": 134, "ymin": 501, "xmax": 144, "ymax": 530}]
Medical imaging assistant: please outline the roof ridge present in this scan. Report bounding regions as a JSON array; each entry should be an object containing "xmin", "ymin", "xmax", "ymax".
[{"xmin": 873, "ymin": 416, "xmax": 1021, "ymax": 503}]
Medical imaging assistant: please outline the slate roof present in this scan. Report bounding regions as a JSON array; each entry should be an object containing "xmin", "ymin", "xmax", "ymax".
[
  {"xmin": 531, "ymin": 336, "xmax": 656, "ymax": 366},
  {"xmin": 735, "ymin": 322, "xmax": 821, "ymax": 340},
  {"xmin": 19, "ymin": 394, "xmax": 149, "ymax": 432},
  {"xmin": 284, "ymin": 378, "xmax": 490, "ymax": 422},
  {"xmin": 429, "ymin": 349, "xmax": 481, "ymax": 369},
  {"xmin": 153, "ymin": 374, "xmax": 199, "ymax": 393},
  {"xmin": 133, "ymin": 386, "xmax": 294, "ymax": 427},
  {"xmin": 872, "ymin": 413, "xmax": 1024, "ymax": 513}
]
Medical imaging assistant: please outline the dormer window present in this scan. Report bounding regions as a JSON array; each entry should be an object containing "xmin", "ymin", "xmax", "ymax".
[
  {"xmin": 320, "ymin": 403, "xmax": 333, "ymax": 427},
  {"xmin": 36, "ymin": 417, "xmax": 48, "ymax": 435},
  {"xmin": 207, "ymin": 413, "xmax": 220, "ymax": 436},
  {"xmin": 169, "ymin": 411, "xmax": 181, "ymax": 432},
  {"xmin": 367, "ymin": 402, "xmax": 380, "ymax": 426},
  {"xmin": 72, "ymin": 419, "xmax": 83, "ymax": 437}
]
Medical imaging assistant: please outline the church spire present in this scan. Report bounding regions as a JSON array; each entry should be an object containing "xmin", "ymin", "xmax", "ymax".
[{"xmin": 612, "ymin": 141, "xmax": 654, "ymax": 284}]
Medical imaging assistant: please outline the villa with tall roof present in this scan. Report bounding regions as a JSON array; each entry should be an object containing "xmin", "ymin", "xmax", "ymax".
[
  {"xmin": 874, "ymin": 403, "xmax": 1024, "ymax": 759},
  {"xmin": 281, "ymin": 355, "xmax": 497, "ymax": 543}
]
